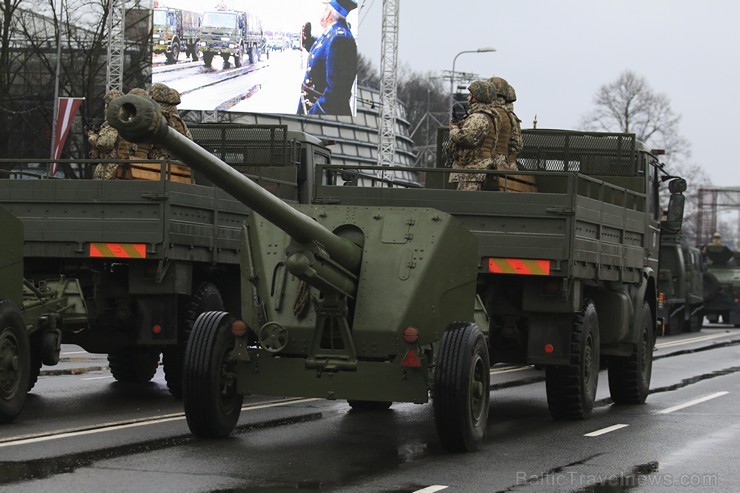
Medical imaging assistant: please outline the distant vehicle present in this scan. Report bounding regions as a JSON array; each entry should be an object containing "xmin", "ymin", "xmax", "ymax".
[
  {"xmin": 701, "ymin": 244, "xmax": 740, "ymax": 326},
  {"xmin": 657, "ymin": 233, "xmax": 704, "ymax": 334},
  {"xmin": 198, "ymin": 8, "xmax": 264, "ymax": 68},
  {"xmin": 152, "ymin": 6, "xmax": 202, "ymax": 64}
]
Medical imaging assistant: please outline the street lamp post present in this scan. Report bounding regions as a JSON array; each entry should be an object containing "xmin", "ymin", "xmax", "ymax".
[{"xmin": 449, "ymin": 47, "xmax": 496, "ymax": 120}]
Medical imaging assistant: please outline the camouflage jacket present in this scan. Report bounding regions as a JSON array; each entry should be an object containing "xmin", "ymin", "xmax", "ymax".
[
  {"xmin": 149, "ymin": 107, "xmax": 192, "ymax": 160},
  {"xmin": 505, "ymin": 102, "xmax": 524, "ymax": 166},
  {"xmin": 449, "ymin": 102, "xmax": 500, "ymax": 183}
]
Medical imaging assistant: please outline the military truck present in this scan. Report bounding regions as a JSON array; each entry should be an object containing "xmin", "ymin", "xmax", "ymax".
[
  {"xmin": 107, "ymin": 96, "xmax": 684, "ymax": 452},
  {"xmin": 0, "ymin": 124, "xmax": 321, "ymax": 398},
  {"xmin": 701, "ymin": 244, "xmax": 740, "ymax": 326},
  {"xmin": 657, "ymin": 233, "xmax": 704, "ymax": 334},
  {"xmin": 152, "ymin": 6, "xmax": 202, "ymax": 64},
  {"xmin": 198, "ymin": 7, "xmax": 264, "ymax": 68},
  {"xmin": 0, "ymin": 207, "xmax": 87, "ymax": 423}
]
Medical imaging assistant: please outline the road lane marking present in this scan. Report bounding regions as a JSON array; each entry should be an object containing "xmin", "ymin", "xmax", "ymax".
[
  {"xmin": 61, "ymin": 351, "xmax": 89, "ymax": 356},
  {"xmin": 656, "ymin": 333, "xmax": 735, "ymax": 349},
  {"xmin": 81, "ymin": 376, "xmax": 114, "ymax": 381},
  {"xmin": 413, "ymin": 487, "xmax": 448, "ymax": 493},
  {"xmin": 656, "ymin": 391, "xmax": 729, "ymax": 414},
  {"xmin": 0, "ymin": 398, "xmax": 319, "ymax": 448},
  {"xmin": 491, "ymin": 365, "xmax": 531, "ymax": 375},
  {"xmin": 584, "ymin": 424, "xmax": 629, "ymax": 437}
]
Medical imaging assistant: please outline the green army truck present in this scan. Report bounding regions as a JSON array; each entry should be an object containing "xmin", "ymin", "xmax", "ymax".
[
  {"xmin": 657, "ymin": 233, "xmax": 704, "ymax": 334},
  {"xmin": 198, "ymin": 8, "xmax": 264, "ymax": 68},
  {"xmin": 107, "ymin": 97, "xmax": 684, "ymax": 452},
  {"xmin": 0, "ymin": 206, "xmax": 87, "ymax": 423},
  {"xmin": 0, "ymin": 125, "xmax": 323, "ymax": 398},
  {"xmin": 152, "ymin": 6, "xmax": 202, "ymax": 64},
  {"xmin": 701, "ymin": 245, "xmax": 740, "ymax": 326}
]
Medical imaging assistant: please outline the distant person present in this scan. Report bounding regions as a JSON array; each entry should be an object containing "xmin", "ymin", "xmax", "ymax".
[
  {"xmin": 448, "ymin": 81, "xmax": 500, "ymax": 191},
  {"xmin": 297, "ymin": 0, "xmax": 357, "ymax": 115},
  {"xmin": 89, "ymin": 89, "xmax": 132, "ymax": 180}
]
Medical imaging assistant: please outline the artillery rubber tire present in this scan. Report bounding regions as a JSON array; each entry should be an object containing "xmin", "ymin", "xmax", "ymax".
[
  {"xmin": 433, "ymin": 322, "xmax": 490, "ymax": 452},
  {"xmin": 347, "ymin": 400, "xmax": 392, "ymax": 411},
  {"xmin": 107, "ymin": 347, "xmax": 160, "ymax": 383},
  {"xmin": 184, "ymin": 311, "xmax": 243, "ymax": 438},
  {"xmin": 545, "ymin": 301, "xmax": 600, "ymax": 420},
  {"xmin": 0, "ymin": 301, "xmax": 30, "ymax": 423},
  {"xmin": 608, "ymin": 302, "xmax": 653, "ymax": 404},
  {"xmin": 164, "ymin": 283, "xmax": 224, "ymax": 398}
]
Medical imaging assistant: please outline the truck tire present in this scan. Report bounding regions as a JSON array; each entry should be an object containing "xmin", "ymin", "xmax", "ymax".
[
  {"xmin": 433, "ymin": 321, "xmax": 490, "ymax": 452},
  {"xmin": 189, "ymin": 44, "xmax": 199, "ymax": 61},
  {"xmin": 183, "ymin": 311, "xmax": 243, "ymax": 438},
  {"xmin": 27, "ymin": 331, "xmax": 42, "ymax": 391},
  {"xmin": 165, "ymin": 40, "xmax": 180, "ymax": 64},
  {"xmin": 702, "ymin": 272, "xmax": 721, "ymax": 301},
  {"xmin": 203, "ymin": 52, "xmax": 214, "ymax": 68},
  {"xmin": 608, "ymin": 302, "xmax": 653, "ymax": 404},
  {"xmin": 545, "ymin": 300, "xmax": 600, "ymax": 420},
  {"xmin": 107, "ymin": 347, "xmax": 160, "ymax": 383},
  {"xmin": 248, "ymin": 45, "xmax": 256, "ymax": 65},
  {"xmin": 234, "ymin": 45, "xmax": 243, "ymax": 68},
  {"xmin": 164, "ymin": 282, "xmax": 224, "ymax": 398},
  {"xmin": 0, "ymin": 300, "xmax": 30, "ymax": 423}
]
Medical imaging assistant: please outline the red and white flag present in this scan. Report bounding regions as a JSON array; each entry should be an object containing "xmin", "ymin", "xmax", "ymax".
[{"xmin": 51, "ymin": 97, "xmax": 84, "ymax": 175}]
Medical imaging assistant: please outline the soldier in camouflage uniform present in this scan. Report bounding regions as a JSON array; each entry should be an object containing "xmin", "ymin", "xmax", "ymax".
[
  {"xmin": 448, "ymin": 80, "xmax": 500, "ymax": 191},
  {"xmin": 148, "ymin": 83, "xmax": 192, "ymax": 162},
  {"xmin": 489, "ymin": 76, "xmax": 523, "ymax": 168},
  {"xmin": 89, "ymin": 89, "xmax": 133, "ymax": 179},
  {"xmin": 127, "ymin": 88, "xmax": 151, "ymax": 163}
]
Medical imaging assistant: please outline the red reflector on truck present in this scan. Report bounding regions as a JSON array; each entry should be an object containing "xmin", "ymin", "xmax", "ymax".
[
  {"xmin": 488, "ymin": 258, "xmax": 550, "ymax": 276},
  {"xmin": 89, "ymin": 243, "xmax": 146, "ymax": 258},
  {"xmin": 400, "ymin": 349, "xmax": 422, "ymax": 368}
]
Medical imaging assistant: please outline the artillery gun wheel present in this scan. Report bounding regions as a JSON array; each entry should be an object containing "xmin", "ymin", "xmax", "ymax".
[
  {"xmin": 183, "ymin": 311, "xmax": 243, "ymax": 438},
  {"xmin": 433, "ymin": 322, "xmax": 490, "ymax": 452},
  {"xmin": 164, "ymin": 282, "xmax": 224, "ymax": 398},
  {"xmin": 347, "ymin": 400, "xmax": 392, "ymax": 411},
  {"xmin": 107, "ymin": 347, "xmax": 160, "ymax": 383},
  {"xmin": 608, "ymin": 302, "xmax": 653, "ymax": 404},
  {"xmin": 545, "ymin": 300, "xmax": 600, "ymax": 419},
  {"xmin": 0, "ymin": 301, "xmax": 30, "ymax": 423}
]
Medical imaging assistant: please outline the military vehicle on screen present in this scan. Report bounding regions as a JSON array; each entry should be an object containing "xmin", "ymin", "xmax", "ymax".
[
  {"xmin": 701, "ymin": 243, "xmax": 740, "ymax": 326},
  {"xmin": 0, "ymin": 207, "xmax": 86, "ymax": 423},
  {"xmin": 657, "ymin": 233, "xmax": 704, "ymax": 334},
  {"xmin": 198, "ymin": 7, "xmax": 264, "ymax": 68},
  {"xmin": 152, "ymin": 5, "xmax": 202, "ymax": 64},
  {"xmin": 107, "ymin": 95, "xmax": 685, "ymax": 452}
]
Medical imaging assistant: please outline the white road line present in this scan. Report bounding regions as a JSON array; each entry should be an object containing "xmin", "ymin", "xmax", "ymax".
[
  {"xmin": 0, "ymin": 398, "xmax": 319, "ymax": 448},
  {"xmin": 584, "ymin": 424, "xmax": 629, "ymax": 437},
  {"xmin": 656, "ymin": 391, "xmax": 729, "ymax": 415},
  {"xmin": 656, "ymin": 333, "xmax": 734, "ymax": 349},
  {"xmin": 61, "ymin": 351, "xmax": 88, "ymax": 356},
  {"xmin": 491, "ymin": 366, "xmax": 530, "ymax": 375},
  {"xmin": 413, "ymin": 486, "xmax": 448, "ymax": 493},
  {"xmin": 81, "ymin": 376, "xmax": 114, "ymax": 381}
]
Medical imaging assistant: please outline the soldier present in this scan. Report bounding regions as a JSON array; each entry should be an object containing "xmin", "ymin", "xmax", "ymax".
[
  {"xmin": 148, "ymin": 83, "xmax": 192, "ymax": 162},
  {"xmin": 88, "ymin": 89, "xmax": 133, "ymax": 180},
  {"xmin": 448, "ymin": 80, "xmax": 500, "ymax": 191},
  {"xmin": 489, "ymin": 76, "xmax": 524, "ymax": 169},
  {"xmin": 126, "ymin": 88, "xmax": 151, "ymax": 164},
  {"xmin": 297, "ymin": 0, "xmax": 357, "ymax": 115}
]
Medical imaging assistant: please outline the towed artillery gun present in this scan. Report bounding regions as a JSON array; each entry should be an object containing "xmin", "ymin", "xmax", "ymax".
[{"xmin": 108, "ymin": 95, "xmax": 490, "ymax": 451}]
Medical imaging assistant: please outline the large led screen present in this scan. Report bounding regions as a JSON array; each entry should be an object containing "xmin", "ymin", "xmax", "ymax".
[{"xmin": 149, "ymin": 0, "xmax": 359, "ymax": 116}]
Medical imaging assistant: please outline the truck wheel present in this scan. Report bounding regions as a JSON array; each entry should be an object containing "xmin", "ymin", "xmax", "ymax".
[
  {"xmin": 608, "ymin": 302, "xmax": 653, "ymax": 404},
  {"xmin": 248, "ymin": 46, "xmax": 256, "ymax": 65},
  {"xmin": 347, "ymin": 400, "xmax": 392, "ymax": 411},
  {"xmin": 706, "ymin": 313, "xmax": 719, "ymax": 324},
  {"xmin": 684, "ymin": 312, "xmax": 701, "ymax": 333},
  {"xmin": 0, "ymin": 301, "xmax": 30, "ymax": 423},
  {"xmin": 433, "ymin": 321, "xmax": 490, "ymax": 452},
  {"xmin": 165, "ymin": 42, "xmax": 180, "ymax": 64},
  {"xmin": 203, "ymin": 52, "xmax": 214, "ymax": 68},
  {"xmin": 545, "ymin": 301, "xmax": 600, "ymax": 419},
  {"xmin": 184, "ymin": 311, "xmax": 243, "ymax": 438},
  {"xmin": 234, "ymin": 45, "xmax": 243, "ymax": 68},
  {"xmin": 164, "ymin": 282, "xmax": 224, "ymax": 398},
  {"xmin": 702, "ymin": 272, "xmax": 721, "ymax": 301},
  {"xmin": 27, "ymin": 332, "xmax": 42, "ymax": 391},
  {"xmin": 107, "ymin": 347, "xmax": 160, "ymax": 383},
  {"xmin": 189, "ymin": 44, "xmax": 199, "ymax": 61}
]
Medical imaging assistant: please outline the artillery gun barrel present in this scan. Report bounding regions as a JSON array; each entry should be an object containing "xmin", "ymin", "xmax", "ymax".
[{"xmin": 106, "ymin": 95, "xmax": 362, "ymax": 274}]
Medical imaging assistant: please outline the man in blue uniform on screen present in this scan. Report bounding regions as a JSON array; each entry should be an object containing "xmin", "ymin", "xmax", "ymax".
[{"xmin": 298, "ymin": 0, "xmax": 358, "ymax": 116}]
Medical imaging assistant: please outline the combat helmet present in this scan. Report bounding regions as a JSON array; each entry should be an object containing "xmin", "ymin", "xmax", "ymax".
[
  {"xmin": 103, "ymin": 89, "xmax": 123, "ymax": 106},
  {"xmin": 467, "ymin": 80, "xmax": 496, "ymax": 104},
  {"xmin": 488, "ymin": 76, "xmax": 517, "ymax": 103},
  {"xmin": 127, "ymin": 87, "xmax": 149, "ymax": 98},
  {"xmin": 149, "ymin": 83, "xmax": 180, "ymax": 105}
]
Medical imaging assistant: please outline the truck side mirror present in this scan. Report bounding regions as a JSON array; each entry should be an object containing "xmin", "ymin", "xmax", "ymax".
[{"xmin": 663, "ymin": 193, "xmax": 685, "ymax": 234}]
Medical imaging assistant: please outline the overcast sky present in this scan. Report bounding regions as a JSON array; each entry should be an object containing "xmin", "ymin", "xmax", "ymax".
[{"xmin": 356, "ymin": 0, "xmax": 739, "ymax": 186}]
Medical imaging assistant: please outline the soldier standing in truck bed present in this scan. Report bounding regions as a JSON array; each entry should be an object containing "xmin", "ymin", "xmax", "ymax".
[
  {"xmin": 89, "ymin": 89, "xmax": 133, "ymax": 180},
  {"xmin": 148, "ymin": 83, "xmax": 192, "ymax": 161},
  {"xmin": 448, "ymin": 80, "xmax": 500, "ymax": 191},
  {"xmin": 489, "ymin": 76, "xmax": 524, "ymax": 169}
]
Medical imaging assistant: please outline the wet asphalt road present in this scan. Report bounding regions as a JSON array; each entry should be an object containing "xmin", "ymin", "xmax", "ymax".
[{"xmin": 1, "ymin": 326, "xmax": 739, "ymax": 493}]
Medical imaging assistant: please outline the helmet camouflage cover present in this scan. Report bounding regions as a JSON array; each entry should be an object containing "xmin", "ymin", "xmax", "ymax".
[
  {"xmin": 127, "ymin": 87, "xmax": 149, "ymax": 98},
  {"xmin": 149, "ymin": 83, "xmax": 179, "ymax": 105},
  {"xmin": 103, "ymin": 89, "xmax": 123, "ymax": 106},
  {"xmin": 467, "ymin": 80, "xmax": 496, "ymax": 104},
  {"xmin": 488, "ymin": 76, "xmax": 517, "ymax": 103}
]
